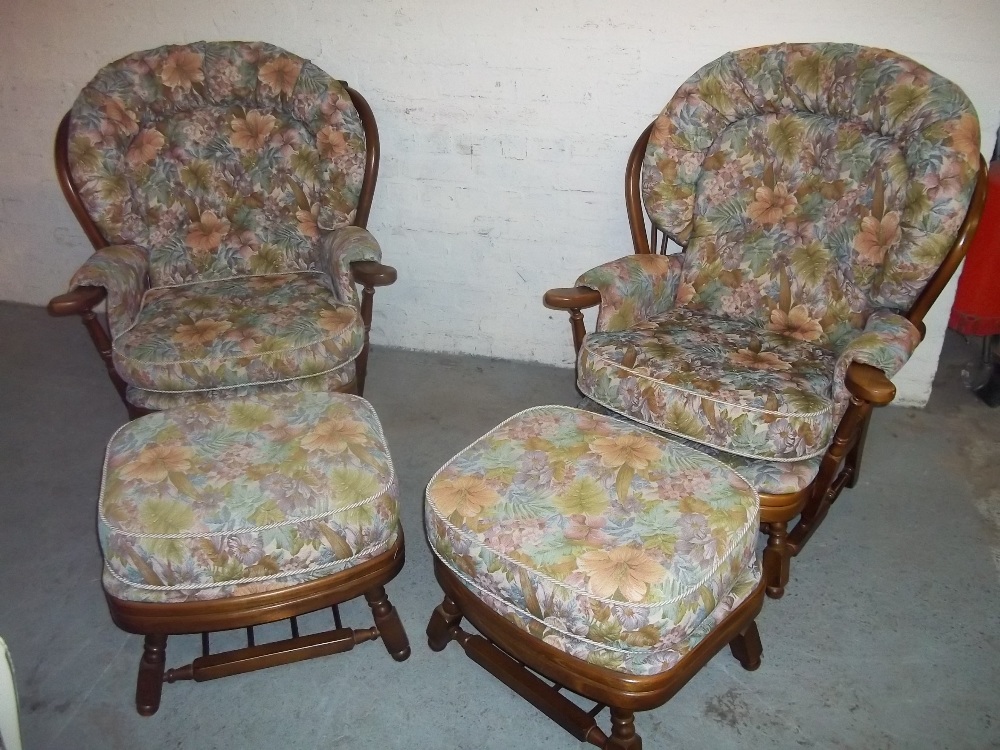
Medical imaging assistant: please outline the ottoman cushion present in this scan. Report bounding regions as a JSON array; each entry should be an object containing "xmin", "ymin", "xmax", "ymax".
[
  {"xmin": 425, "ymin": 406, "xmax": 760, "ymax": 676},
  {"xmin": 99, "ymin": 392, "xmax": 398, "ymax": 604}
]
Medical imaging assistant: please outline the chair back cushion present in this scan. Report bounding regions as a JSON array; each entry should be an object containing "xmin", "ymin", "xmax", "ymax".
[
  {"xmin": 67, "ymin": 42, "xmax": 367, "ymax": 286},
  {"xmin": 642, "ymin": 43, "xmax": 980, "ymax": 350}
]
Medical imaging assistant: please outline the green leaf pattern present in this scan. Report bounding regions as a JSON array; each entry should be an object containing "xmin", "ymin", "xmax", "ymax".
[
  {"xmin": 100, "ymin": 393, "xmax": 397, "ymax": 603},
  {"xmin": 67, "ymin": 42, "xmax": 366, "ymax": 287},
  {"xmin": 111, "ymin": 272, "xmax": 363, "ymax": 392},
  {"xmin": 426, "ymin": 406, "xmax": 760, "ymax": 676},
  {"xmin": 579, "ymin": 309, "xmax": 837, "ymax": 461},
  {"xmin": 574, "ymin": 44, "xmax": 978, "ymax": 468}
]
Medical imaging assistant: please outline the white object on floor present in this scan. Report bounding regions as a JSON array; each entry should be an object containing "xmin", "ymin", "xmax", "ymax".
[{"xmin": 0, "ymin": 637, "xmax": 21, "ymax": 750}]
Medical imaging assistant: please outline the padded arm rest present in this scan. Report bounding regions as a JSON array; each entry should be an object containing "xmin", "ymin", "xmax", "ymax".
[
  {"xmin": 47, "ymin": 286, "xmax": 106, "ymax": 316},
  {"xmin": 845, "ymin": 363, "xmax": 896, "ymax": 405},
  {"xmin": 64, "ymin": 245, "xmax": 149, "ymax": 337},
  {"xmin": 319, "ymin": 226, "xmax": 386, "ymax": 306},
  {"xmin": 831, "ymin": 310, "xmax": 921, "ymax": 417},
  {"xmin": 542, "ymin": 286, "xmax": 602, "ymax": 310},
  {"xmin": 575, "ymin": 253, "xmax": 684, "ymax": 332}
]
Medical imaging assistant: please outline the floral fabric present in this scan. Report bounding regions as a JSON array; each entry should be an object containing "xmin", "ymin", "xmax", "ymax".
[
  {"xmin": 319, "ymin": 226, "xmax": 383, "ymax": 307},
  {"xmin": 833, "ymin": 310, "xmax": 923, "ymax": 413},
  {"xmin": 643, "ymin": 43, "xmax": 980, "ymax": 317},
  {"xmin": 100, "ymin": 392, "xmax": 399, "ymax": 603},
  {"xmin": 579, "ymin": 309, "xmax": 836, "ymax": 461},
  {"xmin": 126, "ymin": 365, "xmax": 356, "ymax": 411},
  {"xmin": 425, "ymin": 406, "xmax": 760, "ymax": 675},
  {"xmin": 112, "ymin": 272, "xmax": 363, "ymax": 392},
  {"xmin": 465, "ymin": 561, "xmax": 760, "ymax": 676},
  {"xmin": 676, "ymin": 438, "xmax": 820, "ymax": 495},
  {"xmin": 572, "ymin": 44, "xmax": 979, "ymax": 467},
  {"xmin": 582, "ymin": 400, "xmax": 820, "ymax": 495},
  {"xmin": 68, "ymin": 42, "xmax": 367, "ymax": 287},
  {"xmin": 69, "ymin": 245, "xmax": 149, "ymax": 338},
  {"xmin": 831, "ymin": 310, "xmax": 921, "ymax": 419},
  {"xmin": 576, "ymin": 254, "xmax": 684, "ymax": 333}
]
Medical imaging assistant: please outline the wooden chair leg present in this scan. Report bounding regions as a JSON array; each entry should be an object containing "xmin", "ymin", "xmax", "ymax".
[
  {"xmin": 762, "ymin": 521, "xmax": 790, "ymax": 599},
  {"xmin": 356, "ymin": 285, "xmax": 375, "ymax": 396},
  {"xmin": 606, "ymin": 708, "xmax": 642, "ymax": 750},
  {"xmin": 135, "ymin": 634, "xmax": 167, "ymax": 717},
  {"xmin": 364, "ymin": 586, "xmax": 410, "ymax": 662},
  {"xmin": 426, "ymin": 595, "xmax": 463, "ymax": 652},
  {"xmin": 844, "ymin": 411, "xmax": 872, "ymax": 489},
  {"xmin": 727, "ymin": 622, "xmax": 762, "ymax": 671}
]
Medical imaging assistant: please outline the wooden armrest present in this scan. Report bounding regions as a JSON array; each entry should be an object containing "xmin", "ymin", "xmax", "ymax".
[
  {"xmin": 47, "ymin": 286, "xmax": 106, "ymax": 316},
  {"xmin": 543, "ymin": 286, "xmax": 601, "ymax": 310},
  {"xmin": 845, "ymin": 363, "xmax": 896, "ymax": 406},
  {"xmin": 351, "ymin": 260, "xmax": 397, "ymax": 287}
]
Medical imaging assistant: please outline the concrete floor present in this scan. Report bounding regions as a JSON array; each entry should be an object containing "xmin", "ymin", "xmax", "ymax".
[{"xmin": 1, "ymin": 300, "xmax": 999, "ymax": 749}]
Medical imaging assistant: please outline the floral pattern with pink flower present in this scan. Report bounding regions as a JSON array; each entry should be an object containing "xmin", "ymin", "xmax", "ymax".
[
  {"xmin": 159, "ymin": 49, "xmax": 204, "ymax": 91},
  {"xmin": 643, "ymin": 43, "xmax": 979, "ymax": 316},
  {"xmin": 64, "ymin": 43, "xmax": 386, "ymax": 400},
  {"xmin": 111, "ymin": 272, "xmax": 364, "ymax": 392},
  {"xmin": 67, "ymin": 42, "xmax": 367, "ymax": 286},
  {"xmin": 565, "ymin": 43, "xmax": 979, "ymax": 469},
  {"xmin": 125, "ymin": 128, "xmax": 165, "ymax": 166},
  {"xmin": 854, "ymin": 213, "xmax": 902, "ymax": 267},
  {"xmin": 425, "ymin": 406, "xmax": 760, "ymax": 675},
  {"xmin": 100, "ymin": 392, "xmax": 398, "ymax": 604},
  {"xmin": 258, "ymin": 56, "xmax": 302, "ymax": 96},
  {"xmin": 747, "ymin": 183, "xmax": 797, "ymax": 226},
  {"xmin": 230, "ymin": 110, "xmax": 278, "ymax": 152},
  {"xmin": 579, "ymin": 308, "xmax": 837, "ymax": 461},
  {"xmin": 767, "ymin": 305, "xmax": 824, "ymax": 342}
]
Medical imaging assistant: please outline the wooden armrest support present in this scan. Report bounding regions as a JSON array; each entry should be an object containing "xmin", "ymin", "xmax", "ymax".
[
  {"xmin": 543, "ymin": 287, "xmax": 601, "ymax": 310},
  {"xmin": 845, "ymin": 363, "xmax": 896, "ymax": 406},
  {"xmin": 351, "ymin": 260, "xmax": 397, "ymax": 287},
  {"xmin": 47, "ymin": 286, "xmax": 106, "ymax": 316}
]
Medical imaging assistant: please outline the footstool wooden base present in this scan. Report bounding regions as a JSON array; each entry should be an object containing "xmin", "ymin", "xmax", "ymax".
[
  {"xmin": 111, "ymin": 539, "xmax": 409, "ymax": 716},
  {"xmin": 427, "ymin": 560, "xmax": 763, "ymax": 749}
]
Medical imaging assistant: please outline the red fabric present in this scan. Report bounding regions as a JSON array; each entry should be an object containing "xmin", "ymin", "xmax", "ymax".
[{"xmin": 950, "ymin": 161, "xmax": 1000, "ymax": 336}]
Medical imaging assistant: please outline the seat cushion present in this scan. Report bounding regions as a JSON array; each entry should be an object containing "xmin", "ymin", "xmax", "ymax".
[
  {"xmin": 425, "ymin": 405, "xmax": 760, "ymax": 676},
  {"xmin": 99, "ymin": 392, "xmax": 398, "ymax": 603},
  {"xmin": 112, "ymin": 271, "xmax": 364, "ymax": 392},
  {"xmin": 578, "ymin": 308, "xmax": 837, "ymax": 461},
  {"xmin": 582, "ymin": 401, "xmax": 821, "ymax": 496},
  {"xmin": 126, "ymin": 364, "xmax": 356, "ymax": 411}
]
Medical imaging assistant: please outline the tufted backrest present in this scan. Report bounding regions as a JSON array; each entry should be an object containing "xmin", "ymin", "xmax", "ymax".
[
  {"xmin": 67, "ymin": 42, "xmax": 367, "ymax": 287},
  {"xmin": 642, "ymin": 43, "xmax": 980, "ymax": 350}
]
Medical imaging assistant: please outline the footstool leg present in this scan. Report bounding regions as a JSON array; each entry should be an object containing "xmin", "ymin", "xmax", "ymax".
[
  {"xmin": 364, "ymin": 586, "xmax": 411, "ymax": 662},
  {"xmin": 426, "ymin": 595, "xmax": 463, "ymax": 652},
  {"xmin": 728, "ymin": 621, "xmax": 763, "ymax": 671},
  {"xmin": 607, "ymin": 708, "xmax": 642, "ymax": 750},
  {"xmin": 136, "ymin": 634, "xmax": 167, "ymax": 716},
  {"xmin": 762, "ymin": 521, "xmax": 790, "ymax": 599}
]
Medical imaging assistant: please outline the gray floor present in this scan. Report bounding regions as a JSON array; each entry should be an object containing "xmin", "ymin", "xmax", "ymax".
[{"xmin": 2, "ymin": 300, "xmax": 999, "ymax": 750}]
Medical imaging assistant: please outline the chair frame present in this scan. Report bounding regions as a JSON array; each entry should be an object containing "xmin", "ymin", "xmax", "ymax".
[
  {"xmin": 545, "ymin": 121, "xmax": 989, "ymax": 598},
  {"xmin": 110, "ymin": 537, "xmax": 409, "ymax": 716},
  {"xmin": 426, "ymin": 558, "xmax": 764, "ymax": 749},
  {"xmin": 48, "ymin": 85, "xmax": 397, "ymax": 420}
]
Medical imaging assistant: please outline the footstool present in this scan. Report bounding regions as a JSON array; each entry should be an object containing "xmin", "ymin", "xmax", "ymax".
[
  {"xmin": 98, "ymin": 392, "xmax": 410, "ymax": 715},
  {"xmin": 425, "ymin": 406, "xmax": 764, "ymax": 749}
]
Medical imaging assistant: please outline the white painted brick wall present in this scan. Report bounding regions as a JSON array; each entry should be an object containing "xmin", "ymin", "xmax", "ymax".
[{"xmin": 1, "ymin": 0, "xmax": 998, "ymax": 405}]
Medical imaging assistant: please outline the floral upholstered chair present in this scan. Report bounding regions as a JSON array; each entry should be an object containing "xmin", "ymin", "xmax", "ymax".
[
  {"xmin": 544, "ymin": 43, "xmax": 986, "ymax": 598},
  {"xmin": 49, "ymin": 42, "xmax": 396, "ymax": 418}
]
